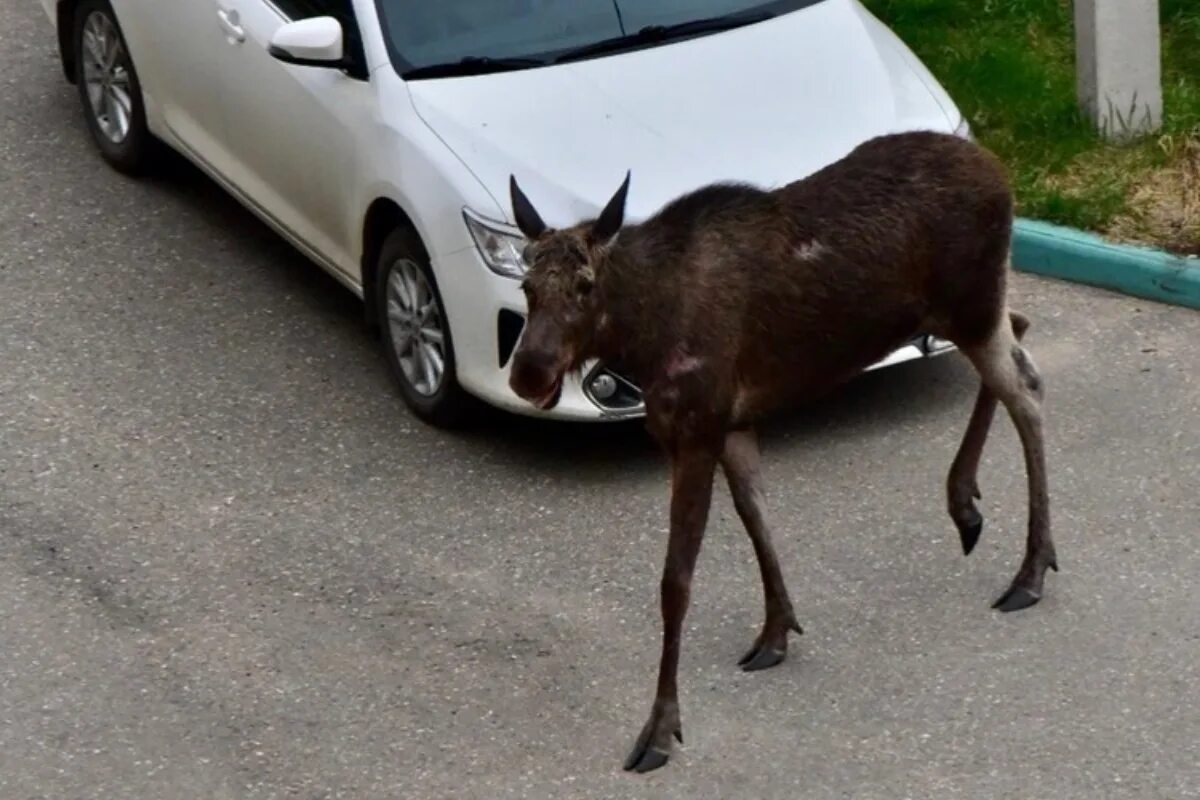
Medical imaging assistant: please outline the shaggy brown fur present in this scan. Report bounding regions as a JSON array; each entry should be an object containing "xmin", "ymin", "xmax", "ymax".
[{"xmin": 508, "ymin": 131, "xmax": 1057, "ymax": 774}]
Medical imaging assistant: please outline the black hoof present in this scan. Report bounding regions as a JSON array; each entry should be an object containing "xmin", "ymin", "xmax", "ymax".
[
  {"xmin": 737, "ymin": 618, "xmax": 800, "ymax": 672},
  {"xmin": 992, "ymin": 584, "xmax": 1041, "ymax": 612},
  {"xmin": 957, "ymin": 511, "xmax": 984, "ymax": 556},
  {"xmin": 738, "ymin": 643, "xmax": 786, "ymax": 672},
  {"xmin": 624, "ymin": 745, "xmax": 670, "ymax": 773},
  {"xmin": 623, "ymin": 703, "xmax": 681, "ymax": 774}
]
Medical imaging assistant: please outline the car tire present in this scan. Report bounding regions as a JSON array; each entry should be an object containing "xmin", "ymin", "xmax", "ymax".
[
  {"xmin": 376, "ymin": 227, "xmax": 477, "ymax": 428},
  {"xmin": 72, "ymin": 0, "xmax": 157, "ymax": 175}
]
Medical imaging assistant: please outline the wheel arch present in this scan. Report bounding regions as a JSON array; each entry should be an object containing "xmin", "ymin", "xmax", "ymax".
[
  {"xmin": 360, "ymin": 197, "xmax": 429, "ymax": 331},
  {"xmin": 57, "ymin": 0, "xmax": 79, "ymax": 83}
]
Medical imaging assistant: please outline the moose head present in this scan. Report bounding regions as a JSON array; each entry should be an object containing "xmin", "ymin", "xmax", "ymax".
[{"xmin": 506, "ymin": 172, "xmax": 631, "ymax": 410}]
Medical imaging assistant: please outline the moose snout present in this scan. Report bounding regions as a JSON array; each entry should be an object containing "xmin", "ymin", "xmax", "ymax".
[{"xmin": 509, "ymin": 349, "xmax": 565, "ymax": 409}]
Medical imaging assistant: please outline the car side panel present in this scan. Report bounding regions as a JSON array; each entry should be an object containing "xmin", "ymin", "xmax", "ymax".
[
  {"xmin": 117, "ymin": 0, "xmax": 238, "ymax": 175},
  {"xmin": 106, "ymin": 1, "xmax": 163, "ymax": 126},
  {"xmin": 210, "ymin": 0, "xmax": 372, "ymax": 285}
]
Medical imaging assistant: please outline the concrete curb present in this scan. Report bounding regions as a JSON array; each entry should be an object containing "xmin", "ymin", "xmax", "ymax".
[{"xmin": 1012, "ymin": 219, "xmax": 1200, "ymax": 310}]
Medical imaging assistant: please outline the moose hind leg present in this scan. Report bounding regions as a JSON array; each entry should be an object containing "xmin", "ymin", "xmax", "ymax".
[
  {"xmin": 964, "ymin": 315, "xmax": 1057, "ymax": 612},
  {"xmin": 947, "ymin": 311, "xmax": 1031, "ymax": 556},
  {"xmin": 947, "ymin": 385, "xmax": 997, "ymax": 555}
]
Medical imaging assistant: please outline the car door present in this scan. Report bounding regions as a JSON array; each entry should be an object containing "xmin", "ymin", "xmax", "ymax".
[
  {"xmin": 208, "ymin": 0, "xmax": 373, "ymax": 283},
  {"xmin": 120, "ymin": 0, "xmax": 237, "ymax": 174}
]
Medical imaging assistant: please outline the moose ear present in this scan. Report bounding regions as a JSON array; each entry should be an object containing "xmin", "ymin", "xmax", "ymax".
[
  {"xmin": 590, "ymin": 171, "xmax": 631, "ymax": 248},
  {"xmin": 510, "ymin": 175, "xmax": 548, "ymax": 240}
]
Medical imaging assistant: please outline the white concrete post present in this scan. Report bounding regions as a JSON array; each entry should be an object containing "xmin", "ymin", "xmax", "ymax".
[{"xmin": 1075, "ymin": 0, "xmax": 1163, "ymax": 140}]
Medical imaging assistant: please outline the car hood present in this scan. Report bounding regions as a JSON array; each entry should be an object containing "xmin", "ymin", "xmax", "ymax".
[{"xmin": 407, "ymin": 0, "xmax": 959, "ymax": 228}]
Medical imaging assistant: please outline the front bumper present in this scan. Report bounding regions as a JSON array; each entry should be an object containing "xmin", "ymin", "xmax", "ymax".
[{"xmin": 436, "ymin": 244, "xmax": 956, "ymax": 422}]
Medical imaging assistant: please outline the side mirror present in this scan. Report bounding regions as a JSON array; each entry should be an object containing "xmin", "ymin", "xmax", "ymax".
[{"xmin": 268, "ymin": 17, "xmax": 345, "ymax": 68}]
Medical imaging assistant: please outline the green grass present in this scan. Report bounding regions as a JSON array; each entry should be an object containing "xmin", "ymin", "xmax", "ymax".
[{"xmin": 861, "ymin": 0, "xmax": 1200, "ymax": 244}]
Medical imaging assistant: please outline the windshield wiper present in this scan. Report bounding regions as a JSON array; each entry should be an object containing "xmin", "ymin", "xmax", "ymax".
[
  {"xmin": 553, "ymin": 11, "xmax": 776, "ymax": 65},
  {"xmin": 403, "ymin": 56, "xmax": 547, "ymax": 80}
]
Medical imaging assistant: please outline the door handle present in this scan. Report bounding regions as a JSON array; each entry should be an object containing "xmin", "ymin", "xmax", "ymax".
[{"xmin": 217, "ymin": 8, "xmax": 245, "ymax": 43}]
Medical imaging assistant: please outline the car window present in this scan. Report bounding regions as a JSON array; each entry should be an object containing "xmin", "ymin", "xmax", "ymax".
[
  {"xmin": 375, "ymin": 0, "xmax": 827, "ymax": 73},
  {"xmin": 271, "ymin": 0, "xmax": 354, "ymax": 21}
]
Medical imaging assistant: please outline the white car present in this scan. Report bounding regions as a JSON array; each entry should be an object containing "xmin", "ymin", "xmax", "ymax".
[{"xmin": 40, "ymin": 0, "xmax": 965, "ymax": 426}]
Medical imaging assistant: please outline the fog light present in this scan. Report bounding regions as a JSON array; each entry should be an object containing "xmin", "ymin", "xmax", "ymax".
[
  {"xmin": 925, "ymin": 335, "xmax": 955, "ymax": 354},
  {"xmin": 590, "ymin": 373, "xmax": 618, "ymax": 401}
]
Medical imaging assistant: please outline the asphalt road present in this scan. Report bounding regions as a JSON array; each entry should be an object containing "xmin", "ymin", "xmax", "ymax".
[{"xmin": 3, "ymin": 4, "xmax": 1199, "ymax": 799}]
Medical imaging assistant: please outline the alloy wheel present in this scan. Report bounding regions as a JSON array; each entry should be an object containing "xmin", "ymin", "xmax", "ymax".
[
  {"xmin": 386, "ymin": 258, "xmax": 447, "ymax": 397},
  {"xmin": 80, "ymin": 11, "xmax": 133, "ymax": 144}
]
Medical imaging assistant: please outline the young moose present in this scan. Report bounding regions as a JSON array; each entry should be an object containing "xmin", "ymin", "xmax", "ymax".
[{"xmin": 507, "ymin": 131, "xmax": 1057, "ymax": 773}]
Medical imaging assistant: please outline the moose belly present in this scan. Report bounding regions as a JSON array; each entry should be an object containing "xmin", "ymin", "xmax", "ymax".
[{"xmin": 731, "ymin": 306, "xmax": 928, "ymax": 420}]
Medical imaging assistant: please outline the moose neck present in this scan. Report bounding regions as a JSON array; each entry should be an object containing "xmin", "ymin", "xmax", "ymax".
[{"xmin": 590, "ymin": 225, "xmax": 679, "ymax": 384}]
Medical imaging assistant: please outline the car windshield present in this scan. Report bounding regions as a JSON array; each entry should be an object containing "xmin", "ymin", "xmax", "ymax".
[{"xmin": 376, "ymin": 0, "xmax": 827, "ymax": 76}]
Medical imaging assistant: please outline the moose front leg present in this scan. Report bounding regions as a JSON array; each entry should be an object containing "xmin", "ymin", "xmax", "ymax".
[
  {"xmin": 623, "ymin": 442, "xmax": 718, "ymax": 774},
  {"xmin": 720, "ymin": 429, "xmax": 803, "ymax": 671}
]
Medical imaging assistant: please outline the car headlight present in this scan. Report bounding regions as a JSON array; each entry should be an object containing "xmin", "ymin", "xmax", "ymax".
[
  {"xmin": 954, "ymin": 116, "xmax": 975, "ymax": 142},
  {"xmin": 463, "ymin": 208, "xmax": 528, "ymax": 279}
]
